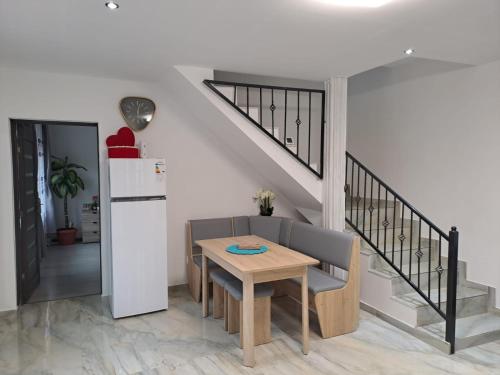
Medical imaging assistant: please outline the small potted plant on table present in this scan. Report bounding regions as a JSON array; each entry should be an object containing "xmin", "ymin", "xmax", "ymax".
[
  {"xmin": 50, "ymin": 156, "xmax": 86, "ymax": 245},
  {"xmin": 254, "ymin": 189, "xmax": 276, "ymax": 216}
]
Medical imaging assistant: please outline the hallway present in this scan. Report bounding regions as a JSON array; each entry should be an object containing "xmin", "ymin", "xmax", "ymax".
[{"xmin": 28, "ymin": 243, "xmax": 101, "ymax": 303}]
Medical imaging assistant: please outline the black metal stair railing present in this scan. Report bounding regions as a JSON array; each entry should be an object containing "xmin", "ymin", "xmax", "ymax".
[
  {"xmin": 345, "ymin": 152, "xmax": 459, "ymax": 354},
  {"xmin": 203, "ymin": 80, "xmax": 325, "ymax": 178}
]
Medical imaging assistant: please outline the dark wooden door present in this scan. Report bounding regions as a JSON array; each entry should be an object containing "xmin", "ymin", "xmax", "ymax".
[{"xmin": 11, "ymin": 121, "xmax": 41, "ymax": 304}]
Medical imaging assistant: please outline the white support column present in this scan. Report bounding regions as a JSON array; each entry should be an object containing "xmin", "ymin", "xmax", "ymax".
[{"xmin": 322, "ymin": 77, "xmax": 347, "ymax": 232}]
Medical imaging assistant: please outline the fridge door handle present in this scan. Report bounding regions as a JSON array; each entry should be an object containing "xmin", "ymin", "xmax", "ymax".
[{"xmin": 111, "ymin": 196, "xmax": 166, "ymax": 203}]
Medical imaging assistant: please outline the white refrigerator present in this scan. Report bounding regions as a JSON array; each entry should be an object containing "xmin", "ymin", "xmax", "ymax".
[{"xmin": 109, "ymin": 158, "xmax": 168, "ymax": 318}]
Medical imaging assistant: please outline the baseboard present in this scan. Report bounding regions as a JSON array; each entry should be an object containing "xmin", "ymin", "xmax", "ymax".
[{"xmin": 360, "ymin": 302, "xmax": 451, "ymax": 354}]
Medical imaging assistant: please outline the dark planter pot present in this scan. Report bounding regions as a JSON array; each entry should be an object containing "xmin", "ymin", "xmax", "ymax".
[
  {"xmin": 57, "ymin": 228, "xmax": 77, "ymax": 246},
  {"xmin": 259, "ymin": 206, "xmax": 274, "ymax": 216}
]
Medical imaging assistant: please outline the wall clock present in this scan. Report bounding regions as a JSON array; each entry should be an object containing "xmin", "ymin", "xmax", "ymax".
[{"xmin": 119, "ymin": 97, "xmax": 156, "ymax": 131}]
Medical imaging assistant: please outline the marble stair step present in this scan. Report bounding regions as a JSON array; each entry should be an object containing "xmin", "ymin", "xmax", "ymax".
[
  {"xmin": 360, "ymin": 238, "xmax": 434, "ymax": 252},
  {"xmin": 391, "ymin": 260, "xmax": 468, "ymax": 296},
  {"xmin": 345, "ymin": 197, "xmax": 398, "ymax": 210},
  {"xmin": 368, "ymin": 260, "xmax": 439, "ymax": 279},
  {"xmin": 346, "ymin": 216, "xmax": 411, "ymax": 232},
  {"xmin": 346, "ymin": 208, "xmax": 400, "ymax": 229},
  {"xmin": 394, "ymin": 286, "xmax": 485, "ymax": 308},
  {"xmin": 393, "ymin": 286, "xmax": 489, "ymax": 326},
  {"xmin": 375, "ymin": 259, "xmax": 444, "ymax": 277},
  {"xmin": 348, "ymin": 225, "xmax": 431, "ymax": 248},
  {"xmin": 366, "ymin": 249, "xmax": 468, "ymax": 300},
  {"xmin": 417, "ymin": 312, "xmax": 500, "ymax": 350},
  {"xmin": 391, "ymin": 269, "xmax": 450, "ymax": 296},
  {"xmin": 374, "ymin": 247, "xmax": 435, "ymax": 267},
  {"xmin": 369, "ymin": 262, "xmax": 449, "ymax": 302}
]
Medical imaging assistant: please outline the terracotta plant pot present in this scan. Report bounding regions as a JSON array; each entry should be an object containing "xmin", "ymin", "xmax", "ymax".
[{"xmin": 57, "ymin": 228, "xmax": 77, "ymax": 246}]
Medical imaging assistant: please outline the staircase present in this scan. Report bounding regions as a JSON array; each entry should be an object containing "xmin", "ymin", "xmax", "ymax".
[
  {"xmin": 345, "ymin": 153, "xmax": 500, "ymax": 353},
  {"xmin": 174, "ymin": 69, "xmax": 500, "ymax": 353}
]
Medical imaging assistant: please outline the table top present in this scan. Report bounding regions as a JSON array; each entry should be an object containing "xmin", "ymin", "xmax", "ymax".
[{"xmin": 196, "ymin": 235, "xmax": 319, "ymax": 274}]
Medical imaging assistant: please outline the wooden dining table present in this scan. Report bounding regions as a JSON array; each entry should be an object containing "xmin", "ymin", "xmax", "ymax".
[{"xmin": 196, "ymin": 235, "xmax": 319, "ymax": 367}]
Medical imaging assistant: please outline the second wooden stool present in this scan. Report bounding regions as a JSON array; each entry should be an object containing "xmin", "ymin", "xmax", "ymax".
[{"xmin": 225, "ymin": 280, "xmax": 274, "ymax": 347}]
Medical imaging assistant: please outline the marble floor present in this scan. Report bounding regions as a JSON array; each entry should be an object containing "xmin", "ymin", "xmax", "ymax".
[
  {"xmin": 28, "ymin": 243, "xmax": 101, "ymax": 303},
  {"xmin": 2, "ymin": 286, "xmax": 500, "ymax": 375}
]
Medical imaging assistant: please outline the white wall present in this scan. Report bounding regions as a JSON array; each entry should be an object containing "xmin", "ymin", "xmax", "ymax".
[
  {"xmin": 0, "ymin": 66, "xmax": 299, "ymax": 311},
  {"xmin": 47, "ymin": 125, "xmax": 99, "ymax": 234},
  {"xmin": 347, "ymin": 58, "xmax": 500, "ymax": 306}
]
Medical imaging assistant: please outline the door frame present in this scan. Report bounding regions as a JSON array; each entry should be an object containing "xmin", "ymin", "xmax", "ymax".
[
  {"xmin": 10, "ymin": 119, "xmax": 102, "ymax": 305},
  {"xmin": 10, "ymin": 120, "xmax": 40, "ymax": 304}
]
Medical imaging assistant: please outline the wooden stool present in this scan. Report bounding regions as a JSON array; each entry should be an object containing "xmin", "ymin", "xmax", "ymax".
[
  {"xmin": 225, "ymin": 280, "xmax": 274, "ymax": 347},
  {"xmin": 209, "ymin": 269, "xmax": 237, "ymax": 320}
]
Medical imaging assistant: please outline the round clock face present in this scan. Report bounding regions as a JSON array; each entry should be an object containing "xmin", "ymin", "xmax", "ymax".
[{"xmin": 119, "ymin": 97, "xmax": 156, "ymax": 131}]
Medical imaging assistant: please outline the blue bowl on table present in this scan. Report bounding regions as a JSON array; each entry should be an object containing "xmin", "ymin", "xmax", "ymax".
[{"xmin": 226, "ymin": 244, "xmax": 269, "ymax": 255}]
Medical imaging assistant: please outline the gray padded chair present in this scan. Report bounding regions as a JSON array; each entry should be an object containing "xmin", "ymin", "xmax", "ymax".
[
  {"xmin": 249, "ymin": 216, "xmax": 282, "ymax": 243},
  {"xmin": 187, "ymin": 218, "xmax": 233, "ymax": 302}
]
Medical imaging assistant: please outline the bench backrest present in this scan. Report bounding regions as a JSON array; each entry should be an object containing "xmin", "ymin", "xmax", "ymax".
[
  {"xmin": 279, "ymin": 217, "xmax": 294, "ymax": 247},
  {"xmin": 189, "ymin": 218, "xmax": 233, "ymax": 256},
  {"xmin": 233, "ymin": 216, "xmax": 250, "ymax": 236},
  {"xmin": 188, "ymin": 215, "xmax": 297, "ymax": 257},
  {"xmin": 289, "ymin": 222, "xmax": 354, "ymax": 271},
  {"xmin": 249, "ymin": 216, "xmax": 282, "ymax": 243}
]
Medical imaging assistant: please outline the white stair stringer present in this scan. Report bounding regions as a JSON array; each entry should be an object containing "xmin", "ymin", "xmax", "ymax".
[
  {"xmin": 172, "ymin": 66, "xmax": 322, "ymax": 210},
  {"xmin": 360, "ymin": 247, "xmax": 421, "ymax": 326}
]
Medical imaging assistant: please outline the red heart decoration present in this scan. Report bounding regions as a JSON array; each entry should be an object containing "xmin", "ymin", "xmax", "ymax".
[
  {"xmin": 106, "ymin": 134, "xmax": 119, "ymax": 147},
  {"xmin": 117, "ymin": 127, "xmax": 135, "ymax": 146},
  {"xmin": 106, "ymin": 127, "xmax": 135, "ymax": 147}
]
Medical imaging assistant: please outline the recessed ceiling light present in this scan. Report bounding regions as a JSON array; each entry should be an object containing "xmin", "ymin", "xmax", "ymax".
[
  {"xmin": 317, "ymin": 0, "xmax": 393, "ymax": 7},
  {"xmin": 404, "ymin": 48, "xmax": 415, "ymax": 55},
  {"xmin": 105, "ymin": 1, "xmax": 119, "ymax": 10}
]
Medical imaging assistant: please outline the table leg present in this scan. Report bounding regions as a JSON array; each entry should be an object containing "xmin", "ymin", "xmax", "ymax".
[
  {"xmin": 242, "ymin": 274, "xmax": 255, "ymax": 367},
  {"xmin": 301, "ymin": 268, "xmax": 309, "ymax": 354},
  {"xmin": 202, "ymin": 254, "xmax": 209, "ymax": 318}
]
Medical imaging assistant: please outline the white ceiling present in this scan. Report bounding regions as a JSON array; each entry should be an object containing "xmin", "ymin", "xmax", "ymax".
[{"xmin": 0, "ymin": 0, "xmax": 499, "ymax": 82}]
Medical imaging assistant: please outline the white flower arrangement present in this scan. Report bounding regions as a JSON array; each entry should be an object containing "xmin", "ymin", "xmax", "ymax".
[{"xmin": 254, "ymin": 189, "xmax": 276, "ymax": 216}]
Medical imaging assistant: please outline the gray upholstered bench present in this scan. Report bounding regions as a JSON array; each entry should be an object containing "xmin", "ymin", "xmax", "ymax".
[
  {"xmin": 186, "ymin": 215, "xmax": 360, "ymax": 338},
  {"xmin": 281, "ymin": 222, "xmax": 360, "ymax": 338},
  {"xmin": 186, "ymin": 216, "xmax": 292, "ymax": 302},
  {"xmin": 291, "ymin": 267, "xmax": 346, "ymax": 294}
]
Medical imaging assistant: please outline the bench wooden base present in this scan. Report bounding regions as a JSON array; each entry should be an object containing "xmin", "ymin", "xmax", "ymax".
[{"xmin": 188, "ymin": 259, "xmax": 202, "ymax": 302}]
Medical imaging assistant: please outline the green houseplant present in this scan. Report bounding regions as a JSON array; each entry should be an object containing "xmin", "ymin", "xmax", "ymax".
[{"xmin": 50, "ymin": 156, "xmax": 86, "ymax": 245}]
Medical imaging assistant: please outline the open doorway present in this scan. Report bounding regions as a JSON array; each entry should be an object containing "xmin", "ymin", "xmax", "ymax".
[{"xmin": 11, "ymin": 119, "xmax": 101, "ymax": 305}]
